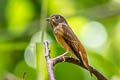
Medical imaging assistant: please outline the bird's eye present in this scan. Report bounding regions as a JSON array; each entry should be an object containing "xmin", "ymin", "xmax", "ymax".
[{"xmin": 56, "ymin": 16, "xmax": 60, "ymax": 19}]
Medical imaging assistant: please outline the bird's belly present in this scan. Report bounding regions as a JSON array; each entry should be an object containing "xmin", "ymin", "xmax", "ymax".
[{"xmin": 54, "ymin": 34, "xmax": 72, "ymax": 52}]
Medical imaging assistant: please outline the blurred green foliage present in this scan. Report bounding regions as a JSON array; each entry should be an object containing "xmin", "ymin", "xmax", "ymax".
[{"xmin": 0, "ymin": 0, "xmax": 120, "ymax": 80}]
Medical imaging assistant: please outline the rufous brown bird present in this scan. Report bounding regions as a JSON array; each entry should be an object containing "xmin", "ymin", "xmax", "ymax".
[{"xmin": 46, "ymin": 14, "xmax": 92, "ymax": 75}]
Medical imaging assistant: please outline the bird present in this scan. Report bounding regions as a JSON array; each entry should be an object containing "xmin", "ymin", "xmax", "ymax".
[{"xmin": 46, "ymin": 14, "xmax": 92, "ymax": 75}]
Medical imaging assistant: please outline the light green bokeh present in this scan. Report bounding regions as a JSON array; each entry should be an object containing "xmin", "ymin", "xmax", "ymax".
[
  {"xmin": 6, "ymin": 0, "xmax": 35, "ymax": 35},
  {"xmin": 67, "ymin": 16, "xmax": 88, "ymax": 37},
  {"xmin": 14, "ymin": 60, "xmax": 37, "ymax": 80},
  {"xmin": 49, "ymin": 0, "xmax": 76, "ymax": 16}
]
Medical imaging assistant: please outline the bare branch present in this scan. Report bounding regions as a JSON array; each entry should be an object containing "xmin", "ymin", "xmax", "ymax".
[
  {"xmin": 44, "ymin": 40, "xmax": 107, "ymax": 80},
  {"xmin": 44, "ymin": 40, "xmax": 56, "ymax": 80},
  {"xmin": 52, "ymin": 56, "xmax": 107, "ymax": 80}
]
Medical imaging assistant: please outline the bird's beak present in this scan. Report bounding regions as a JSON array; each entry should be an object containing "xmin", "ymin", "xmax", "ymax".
[
  {"xmin": 46, "ymin": 16, "xmax": 56, "ymax": 22},
  {"xmin": 46, "ymin": 18, "xmax": 51, "ymax": 21}
]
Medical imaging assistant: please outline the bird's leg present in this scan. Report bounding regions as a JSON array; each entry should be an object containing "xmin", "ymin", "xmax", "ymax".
[
  {"xmin": 62, "ymin": 51, "xmax": 69, "ymax": 56},
  {"xmin": 57, "ymin": 51, "xmax": 68, "ymax": 61}
]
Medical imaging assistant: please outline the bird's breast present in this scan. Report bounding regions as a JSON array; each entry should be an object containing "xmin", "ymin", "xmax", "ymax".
[{"xmin": 53, "ymin": 27, "xmax": 72, "ymax": 52}]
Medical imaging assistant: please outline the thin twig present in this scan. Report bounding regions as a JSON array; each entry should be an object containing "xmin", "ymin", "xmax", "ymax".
[
  {"xmin": 44, "ymin": 40, "xmax": 107, "ymax": 80},
  {"xmin": 22, "ymin": 72, "xmax": 26, "ymax": 80}
]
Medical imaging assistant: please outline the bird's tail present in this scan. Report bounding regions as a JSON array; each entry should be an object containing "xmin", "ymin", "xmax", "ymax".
[
  {"xmin": 82, "ymin": 60, "xmax": 93, "ymax": 76},
  {"xmin": 77, "ymin": 51, "xmax": 93, "ymax": 76},
  {"xmin": 87, "ymin": 65, "xmax": 93, "ymax": 76},
  {"xmin": 78, "ymin": 56, "xmax": 93, "ymax": 76}
]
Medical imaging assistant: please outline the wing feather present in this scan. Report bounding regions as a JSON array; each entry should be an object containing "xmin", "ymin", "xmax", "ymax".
[{"xmin": 61, "ymin": 24, "xmax": 90, "ymax": 70}]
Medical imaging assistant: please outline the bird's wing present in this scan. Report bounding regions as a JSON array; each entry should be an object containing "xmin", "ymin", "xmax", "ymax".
[{"xmin": 61, "ymin": 24, "xmax": 90, "ymax": 70}]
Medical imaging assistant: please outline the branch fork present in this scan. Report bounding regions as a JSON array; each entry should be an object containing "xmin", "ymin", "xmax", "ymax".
[{"xmin": 44, "ymin": 40, "xmax": 107, "ymax": 80}]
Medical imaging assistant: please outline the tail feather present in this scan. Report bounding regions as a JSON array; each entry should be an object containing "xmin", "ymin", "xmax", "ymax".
[
  {"xmin": 78, "ymin": 51, "xmax": 93, "ymax": 76},
  {"xmin": 87, "ymin": 65, "xmax": 93, "ymax": 76}
]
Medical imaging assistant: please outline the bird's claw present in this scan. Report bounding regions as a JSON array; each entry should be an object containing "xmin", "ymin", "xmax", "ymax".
[{"xmin": 57, "ymin": 54, "xmax": 65, "ymax": 62}]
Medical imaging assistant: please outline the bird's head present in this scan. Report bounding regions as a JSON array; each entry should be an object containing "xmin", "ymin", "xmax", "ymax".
[{"xmin": 46, "ymin": 14, "xmax": 67, "ymax": 27}]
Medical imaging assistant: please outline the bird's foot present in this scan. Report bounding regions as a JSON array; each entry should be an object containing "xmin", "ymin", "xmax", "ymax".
[{"xmin": 57, "ymin": 51, "xmax": 68, "ymax": 62}]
